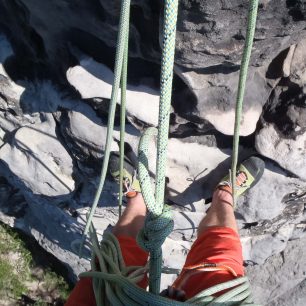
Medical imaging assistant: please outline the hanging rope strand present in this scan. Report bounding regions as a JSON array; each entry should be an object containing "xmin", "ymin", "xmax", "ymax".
[
  {"xmin": 119, "ymin": 29, "xmax": 129, "ymax": 217},
  {"xmin": 231, "ymin": 0, "xmax": 259, "ymax": 205},
  {"xmin": 79, "ymin": 0, "xmax": 132, "ymax": 253},
  {"xmin": 136, "ymin": 0, "xmax": 179, "ymax": 294},
  {"xmin": 149, "ymin": 0, "xmax": 179, "ymax": 293},
  {"xmin": 155, "ymin": 0, "xmax": 179, "ymax": 213}
]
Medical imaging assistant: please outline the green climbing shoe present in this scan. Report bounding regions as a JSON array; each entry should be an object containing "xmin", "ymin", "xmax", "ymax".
[
  {"xmin": 109, "ymin": 152, "xmax": 141, "ymax": 198},
  {"xmin": 217, "ymin": 156, "xmax": 265, "ymax": 198}
]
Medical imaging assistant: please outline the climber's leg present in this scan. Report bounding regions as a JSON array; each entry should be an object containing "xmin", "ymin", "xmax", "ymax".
[
  {"xmin": 168, "ymin": 157, "xmax": 265, "ymax": 300},
  {"xmin": 112, "ymin": 193, "xmax": 147, "ymax": 238},
  {"xmin": 198, "ymin": 188, "xmax": 238, "ymax": 234}
]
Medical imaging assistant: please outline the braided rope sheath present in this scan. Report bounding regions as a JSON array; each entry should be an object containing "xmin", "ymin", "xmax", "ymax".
[
  {"xmin": 136, "ymin": 0, "xmax": 179, "ymax": 294},
  {"xmin": 137, "ymin": 128, "xmax": 174, "ymax": 294},
  {"xmin": 119, "ymin": 30, "xmax": 129, "ymax": 217},
  {"xmin": 231, "ymin": 0, "xmax": 259, "ymax": 205}
]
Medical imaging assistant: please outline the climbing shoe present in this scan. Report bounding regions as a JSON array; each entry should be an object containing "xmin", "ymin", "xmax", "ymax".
[
  {"xmin": 217, "ymin": 156, "xmax": 265, "ymax": 198},
  {"xmin": 109, "ymin": 152, "xmax": 141, "ymax": 198}
]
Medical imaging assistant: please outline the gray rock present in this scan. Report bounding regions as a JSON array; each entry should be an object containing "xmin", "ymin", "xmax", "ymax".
[
  {"xmin": 236, "ymin": 162, "xmax": 306, "ymax": 222},
  {"xmin": 239, "ymin": 187, "xmax": 306, "ymax": 265},
  {"xmin": 176, "ymin": 65, "xmax": 271, "ymax": 136},
  {"xmin": 256, "ymin": 39, "xmax": 306, "ymax": 180},
  {"xmin": 247, "ymin": 236, "xmax": 306, "ymax": 305},
  {"xmin": 0, "ymin": 1, "xmax": 305, "ymax": 138},
  {"xmin": 0, "ymin": 1, "xmax": 305, "ymax": 70},
  {"xmin": 67, "ymin": 57, "xmax": 160, "ymax": 128},
  {"xmin": 58, "ymin": 101, "xmax": 141, "ymax": 175},
  {"xmin": 0, "ymin": 3, "xmax": 305, "ymax": 304},
  {"xmin": 242, "ymin": 224, "xmax": 296, "ymax": 265},
  {"xmin": 282, "ymin": 45, "xmax": 295, "ymax": 78},
  {"xmin": 289, "ymin": 38, "xmax": 306, "ymax": 86},
  {"xmin": 256, "ymin": 123, "xmax": 306, "ymax": 180},
  {"xmin": 0, "ymin": 114, "xmax": 75, "ymax": 199},
  {"xmin": 0, "ymin": 73, "xmax": 25, "ymax": 114},
  {"xmin": 0, "ymin": 178, "xmax": 89, "ymax": 282}
]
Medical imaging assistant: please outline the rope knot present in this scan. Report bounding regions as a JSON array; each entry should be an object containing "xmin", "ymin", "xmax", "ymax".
[{"xmin": 137, "ymin": 205, "xmax": 174, "ymax": 253}]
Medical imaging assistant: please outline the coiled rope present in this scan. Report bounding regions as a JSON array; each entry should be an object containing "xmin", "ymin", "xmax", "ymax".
[{"xmin": 79, "ymin": 0, "xmax": 260, "ymax": 305}]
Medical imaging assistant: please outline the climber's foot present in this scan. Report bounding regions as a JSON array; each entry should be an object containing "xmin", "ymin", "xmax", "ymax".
[
  {"xmin": 216, "ymin": 156, "xmax": 265, "ymax": 200},
  {"xmin": 109, "ymin": 152, "xmax": 141, "ymax": 198}
]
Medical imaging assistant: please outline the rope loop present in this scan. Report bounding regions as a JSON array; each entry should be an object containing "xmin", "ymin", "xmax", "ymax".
[{"xmin": 137, "ymin": 127, "xmax": 174, "ymax": 253}]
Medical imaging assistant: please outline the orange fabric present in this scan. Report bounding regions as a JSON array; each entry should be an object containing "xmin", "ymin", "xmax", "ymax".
[
  {"xmin": 114, "ymin": 235, "xmax": 149, "ymax": 289},
  {"xmin": 65, "ymin": 235, "xmax": 149, "ymax": 306},
  {"xmin": 172, "ymin": 226, "xmax": 244, "ymax": 299},
  {"xmin": 66, "ymin": 227, "xmax": 244, "ymax": 305},
  {"xmin": 65, "ymin": 277, "xmax": 96, "ymax": 306}
]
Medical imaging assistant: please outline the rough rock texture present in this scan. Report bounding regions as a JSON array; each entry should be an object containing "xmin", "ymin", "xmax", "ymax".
[
  {"xmin": 0, "ymin": 1, "xmax": 305, "ymax": 305},
  {"xmin": 256, "ymin": 38, "xmax": 306, "ymax": 180},
  {"xmin": 247, "ymin": 236, "xmax": 306, "ymax": 306},
  {"xmin": 0, "ymin": 114, "xmax": 75, "ymax": 199},
  {"xmin": 0, "ymin": 0, "xmax": 305, "ymax": 136},
  {"xmin": 67, "ymin": 57, "xmax": 161, "ymax": 128},
  {"xmin": 236, "ymin": 163, "xmax": 306, "ymax": 222}
]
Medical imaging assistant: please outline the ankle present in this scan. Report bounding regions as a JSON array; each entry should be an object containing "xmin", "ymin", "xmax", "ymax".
[{"xmin": 213, "ymin": 188, "xmax": 233, "ymax": 207}]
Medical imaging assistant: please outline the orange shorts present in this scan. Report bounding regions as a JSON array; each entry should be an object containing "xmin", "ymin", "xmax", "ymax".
[
  {"xmin": 65, "ymin": 236, "xmax": 148, "ymax": 306},
  {"xmin": 172, "ymin": 226, "xmax": 244, "ymax": 299},
  {"xmin": 65, "ymin": 227, "xmax": 244, "ymax": 305}
]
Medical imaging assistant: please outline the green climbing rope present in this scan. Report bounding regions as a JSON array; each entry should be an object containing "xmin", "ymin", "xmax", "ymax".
[
  {"xmin": 231, "ymin": 0, "xmax": 259, "ymax": 205},
  {"xmin": 79, "ymin": 0, "xmax": 131, "ymax": 252},
  {"xmin": 80, "ymin": 230, "xmax": 261, "ymax": 306},
  {"xmin": 136, "ymin": 0, "xmax": 179, "ymax": 293},
  {"xmin": 119, "ymin": 27, "xmax": 129, "ymax": 217},
  {"xmin": 78, "ymin": 0, "xmax": 260, "ymax": 305}
]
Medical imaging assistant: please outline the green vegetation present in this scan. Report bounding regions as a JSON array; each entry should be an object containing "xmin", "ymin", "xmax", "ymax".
[{"xmin": 0, "ymin": 223, "xmax": 70, "ymax": 305}]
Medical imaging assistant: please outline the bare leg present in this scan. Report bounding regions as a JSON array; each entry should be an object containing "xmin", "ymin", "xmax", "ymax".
[
  {"xmin": 198, "ymin": 188, "xmax": 238, "ymax": 236},
  {"xmin": 112, "ymin": 193, "xmax": 147, "ymax": 238}
]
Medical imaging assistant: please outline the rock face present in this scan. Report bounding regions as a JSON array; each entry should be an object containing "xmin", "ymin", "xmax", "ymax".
[
  {"xmin": 0, "ymin": 115, "xmax": 75, "ymax": 199},
  {"xmin": 247, "ymin": 236, "xmax": 306, "ymax": 306},
  {"xmin": 0, "ymin": 1, "xmax": 305, "ymax": 136},
  {"xmin": 0, "ymin": 1, "xmax": 305, "ymax": 305},
  {"xmin": 256, "ymin": 38, "xmax": 306, "ymax": 180}
]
